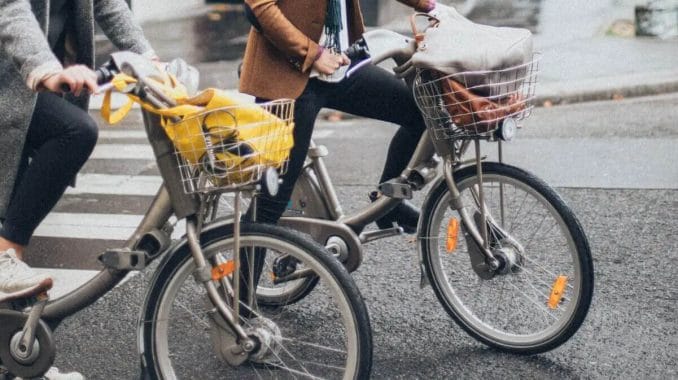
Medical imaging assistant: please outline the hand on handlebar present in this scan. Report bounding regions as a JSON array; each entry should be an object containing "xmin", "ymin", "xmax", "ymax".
[
  {"xmin": 41, "ymin": 65, "xmax": 98, "ymax": 96},
  {"xmin": 312, "ymin": 49, "xmax": 351, "ymax": 75}
]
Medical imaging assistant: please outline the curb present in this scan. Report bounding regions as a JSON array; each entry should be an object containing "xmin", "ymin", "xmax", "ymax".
[{"xmin": 535, "ymin": 69, "xmax": 678, "ymax": 106}]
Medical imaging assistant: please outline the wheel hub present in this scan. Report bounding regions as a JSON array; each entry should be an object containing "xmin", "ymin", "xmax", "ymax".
[
  {"xmin": 492, "ymin": 236, "xmax": 525, "ymax": 273},
  {"xmin": 246, "ymin": 317, "xmax": 282, "ymax": 364}
]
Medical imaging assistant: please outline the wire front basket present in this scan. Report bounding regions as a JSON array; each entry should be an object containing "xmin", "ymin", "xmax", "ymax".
[
  {"xmin": 414, "ymin": 54, "xmax": 540, "ymax": 140},
  {"xmin": 170, "ymin": 99, "xmax": 295, "ymax": 194}
]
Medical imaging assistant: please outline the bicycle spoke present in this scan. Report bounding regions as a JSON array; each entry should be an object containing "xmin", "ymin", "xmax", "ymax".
[
  {"xmin": 520, "ymin": 255, "xmax": 575, "ymax": 291},
  {"xmin": 279, "ymin": 337, "xmax": 348, "ymax": 355},
  {"xmin": 505, "ymin": 281, "xmax": 558, "ymax": 321}
]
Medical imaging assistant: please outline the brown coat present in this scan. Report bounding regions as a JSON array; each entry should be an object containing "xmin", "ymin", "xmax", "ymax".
[{"xmin": 240, "ymin": 0, "xmax": 429, "ymax": 100}]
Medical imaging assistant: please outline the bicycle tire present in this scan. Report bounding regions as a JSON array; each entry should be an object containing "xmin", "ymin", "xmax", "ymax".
[
  {"xmin": 140, "ymin": 222, "xmax": 372, "ymax": 379},
  {"xmin": 419, "ymin": 162, "xmax": 593, "ymax": 354}
]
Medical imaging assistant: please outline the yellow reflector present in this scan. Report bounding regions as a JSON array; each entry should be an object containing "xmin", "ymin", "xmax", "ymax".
[
  {"xmin": 446, "ymin": 218, "xmax": 460, "ymax": 253},
  {"xmin": 548, "ymin": 275, "xmax": 569, "ymax": 309},
  {"xmin": 211, "ymin": 261, "xmax": 235, "ymax": 281}
]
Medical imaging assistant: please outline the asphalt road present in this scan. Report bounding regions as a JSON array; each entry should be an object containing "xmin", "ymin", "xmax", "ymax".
[{"xmin": 26, "ymin": 93, "xmax": 678, "ymax": 378}]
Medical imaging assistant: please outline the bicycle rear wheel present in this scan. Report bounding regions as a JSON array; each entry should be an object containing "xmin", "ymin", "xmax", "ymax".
[
  {"xmin": 419, "ymin": 162, "xmax": 593, "ymax": 354},
  {"xmin": 141, "ymin": 222, "xmax": 372, "ymax": 379}
]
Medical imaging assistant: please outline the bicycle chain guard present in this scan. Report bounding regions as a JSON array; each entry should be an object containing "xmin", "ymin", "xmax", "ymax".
[{"xmin": 0, "ymin": 310, "xmax": 55, "ymax": 378}]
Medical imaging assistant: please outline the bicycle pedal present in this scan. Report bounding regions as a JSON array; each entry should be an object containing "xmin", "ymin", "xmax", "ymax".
[
  {"xmin": 359, "ymin": 225, "xmax": 403, "ymax": 243},
  {"xmin": 99, "ymin": 248, "xmax": 147, "ymax": 270},
  {"xmin": 378, "ymin": 181, "xmax": 413, "ymax": 200}
]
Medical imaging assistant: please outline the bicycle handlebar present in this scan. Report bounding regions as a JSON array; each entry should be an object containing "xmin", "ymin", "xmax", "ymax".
[
  {"xmin": 344, "ymin": 38, "xmax": 370, "ymax": 62},
  {"xmin": 96, "ymin": 63, "xmax": 117, "ymax": 85}
]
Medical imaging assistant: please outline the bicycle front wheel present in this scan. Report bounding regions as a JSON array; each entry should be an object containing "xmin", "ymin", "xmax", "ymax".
[
  {"xmin": 141, "ymin": 223, "xmax": 372, "ymax": 379},
  {"xmin": 419, "ymin": 162, "xmax": 593, "ymax": 354}
]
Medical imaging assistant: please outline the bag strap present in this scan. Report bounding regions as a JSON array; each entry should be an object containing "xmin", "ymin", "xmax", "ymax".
[
  {"xmin": 101, "ymin": 90, "xmax": 135, "ymax": 124},
  {"xmin": 409, "ymin": 12, "xmax": 441, "ymax": 44}
]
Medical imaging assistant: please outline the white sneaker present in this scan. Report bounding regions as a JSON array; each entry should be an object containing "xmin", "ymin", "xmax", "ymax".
[
  {"xmin": 17, "ymin": 367, "xmax": 85, "ymax": 380},
  {"xmin": 0, "ymin": 249, "xmax": 52, "ymax": 302}
]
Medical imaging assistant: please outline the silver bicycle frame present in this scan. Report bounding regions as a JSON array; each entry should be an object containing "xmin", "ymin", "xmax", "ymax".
[{"xmin": 279, "ymin": 28, "xmax": 500, "ymax": 270}]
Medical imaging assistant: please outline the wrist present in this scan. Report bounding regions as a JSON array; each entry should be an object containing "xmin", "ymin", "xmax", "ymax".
[
  {"xmin": 314, "ymin": 46, "xmax": 325, "ymax": 62},
  {"xmin": 27, "ymin": 62, "xmax": 63, "ymax": 91}
]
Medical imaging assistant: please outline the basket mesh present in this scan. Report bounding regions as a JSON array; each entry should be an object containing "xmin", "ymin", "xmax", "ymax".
[
  {"xmin": 414, "ymin": 54, "xmax": 540, "ymax": 140},
  {"xmin": 169, "ymin": 99, "xmax": 295, "ymax": 194}
]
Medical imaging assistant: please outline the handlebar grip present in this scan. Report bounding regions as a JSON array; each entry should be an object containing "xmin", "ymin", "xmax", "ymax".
[
  {"xmin": 96, "ymin": 67, "xmax": 113, "ymax": 85},
  {"xmin": 344, "ymin": 39, "xmax": 370, "ymax": 61},
  {"xmin": 59, "ymin": 83, "xmax": 71, "ymax": 93}
]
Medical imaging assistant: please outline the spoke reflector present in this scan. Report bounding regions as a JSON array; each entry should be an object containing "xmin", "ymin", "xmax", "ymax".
[
  {"xmin": 446, "ymin": 218, "xmax": 460, "ymax": 253},
  {"xmin": 211, "ymin": 260, "xmax": 235, "ymax": 281},
  {"xmin": 548, "ymin": 275, "xmax": 568, "ymax": 309}
]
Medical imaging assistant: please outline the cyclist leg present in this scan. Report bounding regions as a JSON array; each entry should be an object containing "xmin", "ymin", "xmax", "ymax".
[
  {"xmin": 325, "ymin": 65, "xmax": 426, "ymax": 231},
  {"xmin": 0, "ymin": 92, "xmax": 99, "ymax": 248},
  {"xmin": 239, "ymin": 83, "xmax": 324, "ymax": 303},
  {"xmin": 252, "ymin": 82, "xmax": 324, "ymax": 224},
  {"xmin": 325, "ymin": 65, "xmax": 426, "ymax": 183},
  {"xmin": 0, "ymin": 93, "xmax": 97, "ymax": 302}
]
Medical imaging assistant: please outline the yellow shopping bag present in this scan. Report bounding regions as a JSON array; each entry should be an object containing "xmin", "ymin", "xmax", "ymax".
[{"xmin": 101, "ymin": 73, "xmax": 295, "ymax": 186}]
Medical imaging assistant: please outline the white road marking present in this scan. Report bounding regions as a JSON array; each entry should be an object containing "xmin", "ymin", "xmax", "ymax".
[
  {"xmin": 33, "ymin": 268, "xmax": 101, "ymax": 300},
  {"xmin": 34, "ymin": 212, "xmax": 185, "ymax": 240},
  {"xmin": 91, "ymin": 144, "xmax": 155, "ymax": 160},
  {"xmin": 66, "ymin": 174, "xmax": 162, "ymax": 196},
  {"xmin": 98, "ymin": 130, "xmax": 147, "ymax": 139}
]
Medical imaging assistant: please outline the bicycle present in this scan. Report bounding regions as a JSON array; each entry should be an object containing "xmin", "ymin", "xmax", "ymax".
[
  {"xmin": 0, "ymin": 52, "xmax": 372, "ymax": 379},
  {"xmin": 217, "ymin": 8, "xmax": 594, "ymax": 355}
]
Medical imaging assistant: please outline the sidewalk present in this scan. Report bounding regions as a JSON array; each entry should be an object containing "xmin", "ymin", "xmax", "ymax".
[
  {"xmin": 93, "ymin": 1, "xmax": 678, "ymax": 109},
  {"xmin": 359, "ymin": 0, "xmax": 678, "ymax": 105}
]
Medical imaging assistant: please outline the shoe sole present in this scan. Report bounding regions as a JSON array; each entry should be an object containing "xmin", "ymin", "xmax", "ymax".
[{"xmin": 0, "ymin": 277, "xmax": 53, "ymax": 303}]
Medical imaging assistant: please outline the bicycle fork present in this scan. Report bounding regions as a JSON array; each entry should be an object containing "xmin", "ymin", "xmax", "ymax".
[
  {"xmin": 185, "ymin": 194, "xmax": 257, "ymax": 365},
  {"xmin": 443, "ymin": 142, "xmax": 501, "ymax": 271}
]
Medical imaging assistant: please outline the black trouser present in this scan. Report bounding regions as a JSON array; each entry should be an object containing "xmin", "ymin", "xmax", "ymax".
[
  {"xmin": 0, "ymin": 93, "xmax": 98, "ymax": 246},
  {"xmin": 253, "ymin": 65, "xmax": 426, "ymax": 224}
]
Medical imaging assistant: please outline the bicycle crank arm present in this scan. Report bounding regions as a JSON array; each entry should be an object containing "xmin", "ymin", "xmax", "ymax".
[
  {"xmin": 272, "ymin": 268, "xmax": 315, "ymax": 285},
  {"xmin": 0, "ymin": 309, "xmax": 55, "ymax": 378},
  {"xmin": 18, "ymin": 294, "xmax": 48, "ymax": 358}
]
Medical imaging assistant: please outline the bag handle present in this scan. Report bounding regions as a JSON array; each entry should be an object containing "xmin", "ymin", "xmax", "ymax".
[{"xmin": 409, "ymin": 12, "xmax": 441, "ymax": 44}]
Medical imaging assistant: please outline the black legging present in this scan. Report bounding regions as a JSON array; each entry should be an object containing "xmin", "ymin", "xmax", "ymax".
[
  {"xmin": 0, "ymin": 93, "xmax": 98, "ymax": 245},
  {"xmin": 253, "ymin": 65, "xmax": 426, "ymax": 224}
]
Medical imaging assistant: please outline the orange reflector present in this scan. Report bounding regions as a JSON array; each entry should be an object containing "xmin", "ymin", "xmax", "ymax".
[
  {"xmin": 211, "ymin": 261, "xmax": 235, "ymax": 281},
  {"xmin": 446, "ymin": 218, "xmax": 460, "ymax": 253},
  {"xmin": 548, "ymin": 275, "xmax": 568, "ymax": 309}
]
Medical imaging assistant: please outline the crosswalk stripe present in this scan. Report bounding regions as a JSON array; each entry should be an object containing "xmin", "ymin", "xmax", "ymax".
[
  {"xmin": 66, "ymin": 174, "xmax": 162, "ymax": 196},
  {"xmin": 34, "ymin": 212, "xmax": 185, "ymax": 240},
  {"xmin": 91, "ymin": 144, "xmax": 155, "ymax": 160},
  {"xmin": 33, "ymin": 268, "xmax": 101, "ymax": 300},
  {"xmin": 98, "ymin": 130, "xmax": 147, "ymax": 139}
]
